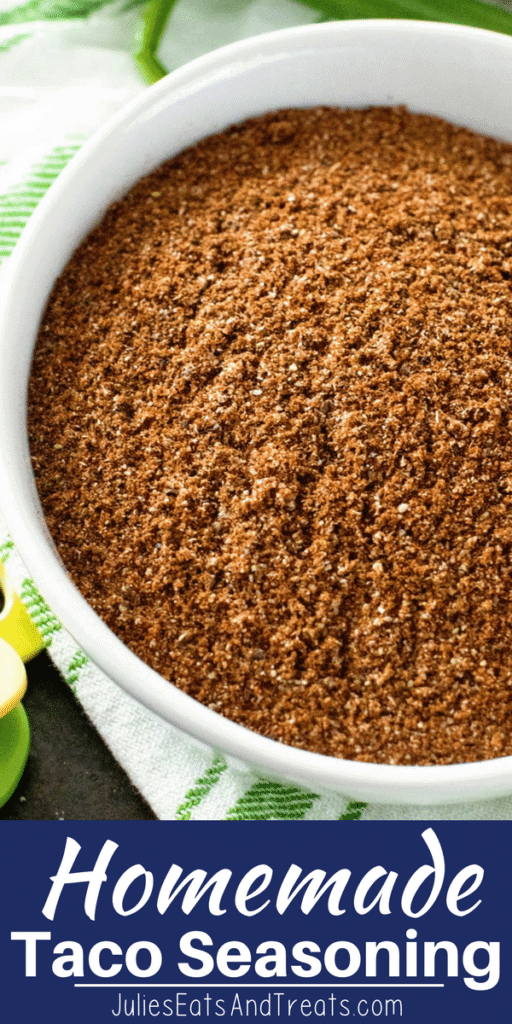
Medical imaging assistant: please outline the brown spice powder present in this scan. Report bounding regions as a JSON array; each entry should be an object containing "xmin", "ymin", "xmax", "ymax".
[{"xmin": 28, "ymin": 106, "xmax": 512, "ymax": 766}]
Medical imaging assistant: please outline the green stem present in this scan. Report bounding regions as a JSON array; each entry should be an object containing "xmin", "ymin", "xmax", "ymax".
[{"xmin": 135, "ymin": 0, "xmax": 177, "ymax": 84}]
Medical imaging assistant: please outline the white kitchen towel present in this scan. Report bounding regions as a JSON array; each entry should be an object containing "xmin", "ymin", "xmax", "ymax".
[{"xmin": 2, "ymin": 0, "xmax": 512, "ymax": 820}]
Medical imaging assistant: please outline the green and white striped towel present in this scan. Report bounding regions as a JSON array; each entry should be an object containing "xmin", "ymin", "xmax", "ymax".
[{"xmin": 2, "ymin": 0, "xmax": 512, "ymax": 820}]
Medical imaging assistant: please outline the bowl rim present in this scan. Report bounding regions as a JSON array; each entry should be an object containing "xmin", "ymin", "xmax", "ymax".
[{"xmin": 2, "ymin": 17, "xmax": 512, "ymax": 801}]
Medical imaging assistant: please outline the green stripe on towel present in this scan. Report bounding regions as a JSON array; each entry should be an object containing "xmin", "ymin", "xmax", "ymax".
[
  {"xmin": 175, "ymin": 756, "xmax": 228, "ymax": 820},
  {"xmin": 0, "ymin": 539, "xmax": 15, "ymax": 562},
  {"xmin": 0, "ymin": 143, "xmax": 81, "ymax": 264},
  {"xmin": 339, "ymin": 800, "xmax": 366, "ymax": 820},
  {"xmin": 65, "ymin": 650, "xmax": 89, "ymax": 693},
  {"xmin": 226, "ymin": 780, "xmax": 320, "ymax": 820},
  {"xmin": 20, "ymin": 578, "xmax": 61, "ymax": 645},
  {"xmin": 0, "ymin": 32, "xmax": 30, "ymax": 52}
]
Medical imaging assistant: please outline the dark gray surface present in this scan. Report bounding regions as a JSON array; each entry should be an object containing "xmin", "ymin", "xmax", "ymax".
[{"xmin": 0, "ymin": 650, "xmax": 156, "ymax": 820}]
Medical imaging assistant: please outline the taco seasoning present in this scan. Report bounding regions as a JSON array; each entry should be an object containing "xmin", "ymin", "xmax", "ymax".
[{"xmin": 28, "ymin": 105, "xmax": 512, "ymax": 766}]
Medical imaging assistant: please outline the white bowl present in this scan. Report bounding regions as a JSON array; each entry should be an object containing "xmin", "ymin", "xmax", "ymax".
[{"xmin": 1, "ymin": 19, "xmax": 512, "ymax": 806}]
